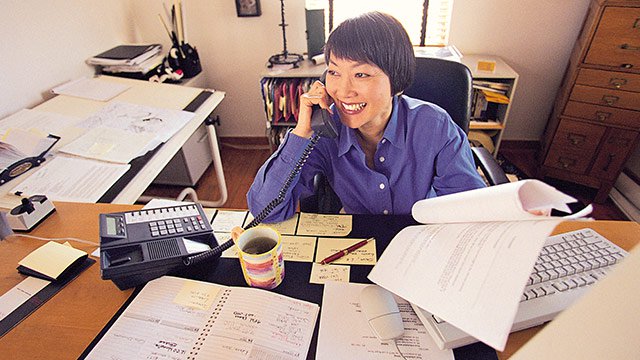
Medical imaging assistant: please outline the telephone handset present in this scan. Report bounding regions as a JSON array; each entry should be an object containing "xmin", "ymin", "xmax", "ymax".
[
  {"xmin": 310, "ymin": 71, "xmax": 338, "ymax": 139},
  {"xmin": 184, "ymin": 70, "xmax": 337, "ymax": 267}
]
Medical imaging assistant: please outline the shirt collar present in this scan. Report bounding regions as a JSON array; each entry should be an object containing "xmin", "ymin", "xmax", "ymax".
[{"xmin": 336, "ymin": 95, "xmax": 405, "ymax": 157}]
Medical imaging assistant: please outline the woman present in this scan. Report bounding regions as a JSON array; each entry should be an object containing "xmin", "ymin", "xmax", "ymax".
[{"xmin": 247, "ymin": 12, "xmax": 485, "ymax": 222}]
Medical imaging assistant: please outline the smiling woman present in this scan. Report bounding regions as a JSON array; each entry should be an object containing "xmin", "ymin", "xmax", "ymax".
[{"xmin": 246, "ymin": 11, "xmax": 485, "ymax": 222}]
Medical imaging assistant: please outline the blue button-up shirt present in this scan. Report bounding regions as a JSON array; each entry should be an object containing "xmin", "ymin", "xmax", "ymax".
[{"xmin": 247, "ymin": 95, "xmax": 486, "ymax": 222}]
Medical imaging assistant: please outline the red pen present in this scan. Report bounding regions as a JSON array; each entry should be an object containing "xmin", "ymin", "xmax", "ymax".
[{"xmin": 319, "ymin": 237, "xmax": 375, "ymax": 265}]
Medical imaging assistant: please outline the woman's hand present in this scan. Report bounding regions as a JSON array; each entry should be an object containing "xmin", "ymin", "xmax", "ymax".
[{"xmin": 293, "ymin": 80, "xmax": 333, "ymax": 139}]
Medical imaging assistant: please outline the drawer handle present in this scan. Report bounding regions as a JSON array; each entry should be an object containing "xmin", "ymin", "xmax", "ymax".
[
  {"xmin": 620, "ymin": 64, "xmax": 634, "ymax": 69},
  {"xmin": 620, "ymin": 44, "xmax": 640, "ymax": 51},
  {"xmin": 609, "ymin": 78, "xmax": 627, "ymax": 89},
  {"xmin": 635, "ymin": 18, "xmax": 640, "ymax": 28},
  {"xmin": 566, "ymin": 133, "xmax": 586, "ymax": 146},
  {"xmin": 557, "ymin": 157, "xmax": 576, "ymax": 169},
  {"xmin": 601, "ymin": 95, "xmax": 619, "ymax": 106},
  {"xmin": 595, "ymin": 111, "xmax": 611, "ymax": 122},
  {"xmin": 602, "ymin": 154, "xmax": 615, "ymax": 172}
]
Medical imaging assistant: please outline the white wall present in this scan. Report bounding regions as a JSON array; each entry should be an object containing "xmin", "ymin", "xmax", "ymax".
[
  {"xmin": 0, "ymin": 0, "xmax": 132, "ymax": 119},
  {"xmin": 2, "ymin": 0, "xmax": 590, "ymax": 142},
  {"xmin": 449, "ymin": 0, "xmax": 590, "ymax": 140}
]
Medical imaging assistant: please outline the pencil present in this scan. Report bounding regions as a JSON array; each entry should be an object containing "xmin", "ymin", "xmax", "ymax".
[{"xmin": 319, "ymin": 237, "xmax": 375, "ymax": 265}]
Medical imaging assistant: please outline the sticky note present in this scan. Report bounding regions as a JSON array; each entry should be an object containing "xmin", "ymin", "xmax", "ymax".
[
  {"xmin": 310, "ymin": 263, "xmax": 350, "ymax": 284},
  {"xmin": 173, "ymin": 281, "xmax": 222, "ymax": 310}
]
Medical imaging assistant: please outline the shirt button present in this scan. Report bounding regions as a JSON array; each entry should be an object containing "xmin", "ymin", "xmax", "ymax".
[
  {"xmin": 383, "ymin": 210, "xmax": 389, "ymax": 215},
  {"xmin": 381, "ymin": 139, "xmax": 386, "ymax": 144},
  {"xmin": 379, "ymin": 183, "xmax": 385, "ymax": 190},
  {"xmin": 379, "ymin": 156, "xmax": 385, "ymax": 162}
]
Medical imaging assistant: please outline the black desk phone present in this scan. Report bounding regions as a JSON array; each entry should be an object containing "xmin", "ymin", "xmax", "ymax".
[{"xmin": 99, "ymin": 203, "xmax": 217, "ymax": 290}]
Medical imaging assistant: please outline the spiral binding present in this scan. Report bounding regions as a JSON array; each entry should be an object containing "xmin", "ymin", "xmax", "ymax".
[
  {"xmin": 187, "ymin": 289, "xmax": 231, "ymax": 359},
  {"xmin": 183, "ymin": 133, "xmax": 322, "ymax": 266}
]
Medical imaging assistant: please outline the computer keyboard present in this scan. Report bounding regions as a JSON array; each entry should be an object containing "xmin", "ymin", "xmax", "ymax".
[
  {"xmin": 412, "ymin": 228, "xmax": 629, "ymax": 349},
  {"xmin": 520, "ymin": 228, "xmax": 627, "ymax": 303}
]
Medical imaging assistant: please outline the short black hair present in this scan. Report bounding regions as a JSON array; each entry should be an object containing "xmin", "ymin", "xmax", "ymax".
[{"xmin": 324, "ymin": 11, "xmax": 415, "ymax": 95}]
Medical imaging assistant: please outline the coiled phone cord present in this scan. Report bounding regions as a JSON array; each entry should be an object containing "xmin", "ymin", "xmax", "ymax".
[{"xmin": 183, "ymin": 133, "xmax": 322, "ymax": 266}]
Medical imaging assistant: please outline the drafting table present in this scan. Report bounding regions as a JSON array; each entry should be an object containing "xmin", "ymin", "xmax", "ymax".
[{"xmin": 0, "ymin": 76, "xmax": 227, "ymax": 210}]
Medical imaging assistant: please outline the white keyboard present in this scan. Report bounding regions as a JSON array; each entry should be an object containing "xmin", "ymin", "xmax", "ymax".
[{"xmin": 412, "ymin": 228, "xmax": 628, "ymax": 350}]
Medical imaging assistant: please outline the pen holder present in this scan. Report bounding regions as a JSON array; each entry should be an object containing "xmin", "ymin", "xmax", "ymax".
[
  {"xmin": 168, "ymin": 43, "xmax": 202, "ymax": 79},
  {"xmin": 235, "ymin": 226, "xmax": 285, "ymax": 289}
]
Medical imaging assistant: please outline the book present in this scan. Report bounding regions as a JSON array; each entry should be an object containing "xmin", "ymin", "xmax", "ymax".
[
  {"xmin": 86, "ymin": 44, "xmax": 162, "ymax": 66},
  {"xmin": 368, "ymin": 179, "xmax": 589, "ymax": 351},
  {"xmin": 84, "ymin": 276, "xmax": 319, "ymax": 360}
]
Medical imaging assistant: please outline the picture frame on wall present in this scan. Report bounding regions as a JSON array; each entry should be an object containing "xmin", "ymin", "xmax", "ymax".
[{"xmin": 235, "ymin": 0, "xmax": 261, "ymax": 17}]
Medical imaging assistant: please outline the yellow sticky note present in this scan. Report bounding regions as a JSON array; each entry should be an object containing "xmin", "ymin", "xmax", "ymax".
[
  {"xmin": 477, "ymin": 60, "xmax": 496, "ymax": 72},
  {"xmin": 173, "ymin": 281, "xmax": 222, "ymax": 310},
  {"xmin": 18, "ymin": 242, "xmax": 87, "ymax": 280},
  {"xmin": 310, "ymin": 263, "xmax": 350, "ymax": 284}
]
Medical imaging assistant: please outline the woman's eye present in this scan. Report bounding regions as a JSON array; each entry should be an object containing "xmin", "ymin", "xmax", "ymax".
[
  {"xmin": 327, "ymin": 70, "xmax": 338, "ymax": 76},
  {"xmin": 355, "ymin": 73, "xmax": 369, "ymax": 78}
]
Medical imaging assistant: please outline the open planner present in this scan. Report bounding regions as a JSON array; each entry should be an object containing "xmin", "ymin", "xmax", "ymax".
[{"xmin": 84, "ymin": 276, "xmax": 319, "ymax": 360}]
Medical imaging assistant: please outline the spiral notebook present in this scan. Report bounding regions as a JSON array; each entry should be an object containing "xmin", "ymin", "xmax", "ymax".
[{"xmin": 83, "ymin": 276, "xmax": 319, "ymax": 360}]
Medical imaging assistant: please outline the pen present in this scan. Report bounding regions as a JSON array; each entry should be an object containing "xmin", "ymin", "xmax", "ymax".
[{"xmin": 319, "ymin": 237, "xmax": 375, "ymax": 265}]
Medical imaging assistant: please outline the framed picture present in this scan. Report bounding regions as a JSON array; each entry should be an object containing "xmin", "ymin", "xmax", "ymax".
[{"xmin": 235, "ymin": 0, "xmax": 261, "ymax": 17}]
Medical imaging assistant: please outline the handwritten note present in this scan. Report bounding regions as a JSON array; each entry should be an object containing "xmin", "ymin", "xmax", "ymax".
[
  {"xmin": 86, "ymin": 276, "xmax": 319, "ymax": 360},
  {"xmin": 173, "ymin": 281, "xmax": 222, "ymax": 310},
  {"xmin": 297, "ymin": 213, "xmax": 352, "ymax": 236},
  {"xmin": 211, "ymin": 210, "xmax": 248, "ymax": 233},
  {"xmin": 281, "ymin": 235, "xmax": 316, "ymax": 262},
  {"xmin": 310, "ymin": 263, "xmax": 350, "ymax": 284},
  {"xmin": 244, "ymin": 213, "xmax": 299, "ymax": 235},
  {"xmin": 315, "ymin": 238, "xmax": 377, "ymax": 265}
]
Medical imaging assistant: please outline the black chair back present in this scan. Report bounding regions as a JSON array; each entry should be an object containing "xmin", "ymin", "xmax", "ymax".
[{"xmin": 403, "ymin": 57, "xmax": 473, "ymax": 134}]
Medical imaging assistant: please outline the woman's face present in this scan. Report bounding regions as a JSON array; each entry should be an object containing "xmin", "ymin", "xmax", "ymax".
[{"xmin": 325, "ymin": 56, "xmax": 394, "ymax": 133}]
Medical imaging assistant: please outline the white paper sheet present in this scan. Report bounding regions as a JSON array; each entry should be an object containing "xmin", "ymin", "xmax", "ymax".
[
  {"xmin": 0, "ymin": 276, "xmax": 51, "ymax": 321},
  {"xmin": 10, "ymin": 156, "xmax": 129, "ymax": 203},
  {"xmin": 51, "ymin": 77, "xmax": 130, "ymax": 101},
  {"xmin": 0, "ymin": 109, "xmax": 83, "ymax": 140},
  {"xmin": 59, "ymin": 126, "xmax": 156, "ymax": 164},
  {"xmin": 317, "ymin": 281, "xmax": 454, "ymax": 360},
  {"xmin": 411, "ymin": 179, "xmax": 577, "ymax": 224},
  {"xmin": 76, "ymin": 101, "xmax": 194, "ymax": 145},
  {"xmin": 368, "ymin": 220, "xmax": 562, "ymax": 351}
]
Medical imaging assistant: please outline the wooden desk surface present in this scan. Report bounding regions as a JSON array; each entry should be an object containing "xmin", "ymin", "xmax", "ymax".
[{"xmin": 0, "ymin": 202, "xmax": 637, "ymax": 359}]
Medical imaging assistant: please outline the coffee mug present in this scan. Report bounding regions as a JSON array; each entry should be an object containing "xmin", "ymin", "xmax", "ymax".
[{"xmin": 235, "ymin": 226, "xmax": 285, "ymax": 289}]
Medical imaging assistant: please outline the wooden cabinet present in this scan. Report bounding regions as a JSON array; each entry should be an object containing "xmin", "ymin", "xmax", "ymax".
[{"xmin": 539, "ymin": 0, "xmax": 640, "ymax": 203}]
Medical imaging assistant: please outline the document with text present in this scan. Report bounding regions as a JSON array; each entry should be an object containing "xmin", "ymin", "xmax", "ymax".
[{"xmin": 369, "ymin": 180, "xmax": 583, "ymax": 351}]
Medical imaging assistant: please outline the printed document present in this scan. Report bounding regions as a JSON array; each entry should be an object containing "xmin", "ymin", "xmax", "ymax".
[
  {"xmin": 10, "ymin": 156, "xmax": 129, "ymax": 203},
  {"xmin": 317, "ymin": 281, "xmax": 453, "ymax": 360},
  {"xmin": 368, "ymin": 180, "xmax": 582, "ymax": 351}
]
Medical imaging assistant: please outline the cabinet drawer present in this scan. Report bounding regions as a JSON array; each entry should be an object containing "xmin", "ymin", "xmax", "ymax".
[
  {"xmin": 576, "ymin": 68, "xmax": 640, "ymax": 92},
  {"xmin": 564, "ymin": 101, "xmax": 640, "ymax": 129},
  {"xmin": 589, "ymin": 128, "xmax": 639, "ymax": 180},
  {"xmin": 584, "ymin": 6, "xmax": 640, "ymax": 70},
  {"xmin": 543, "ymin": 147, "xmax": 593, "ymax": 174},
  {"xmin": 570, "ymin": 84, "xmax": 640, "ymax": 111},
  {"xmin": 548, "ymin": 119, "xmax": 606, "ymax": 154}
]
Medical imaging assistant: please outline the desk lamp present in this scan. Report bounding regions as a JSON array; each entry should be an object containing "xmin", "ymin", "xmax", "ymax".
[{"xmin": 268, "ymin": 0, "xmax": 303, "ymax": 68}]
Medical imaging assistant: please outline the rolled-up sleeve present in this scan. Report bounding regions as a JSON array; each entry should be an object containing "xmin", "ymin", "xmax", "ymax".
[{"xmin": 247, "ymin": 131, "xmax": 320, "ymax": 223}]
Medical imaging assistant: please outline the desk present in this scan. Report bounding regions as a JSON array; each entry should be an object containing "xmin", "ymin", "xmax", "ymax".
[
  {"xmin": 0, "ymin": 202, "xmax": 637, "ymax": 359},
  {"xmin": 0, "ymin": 76, "xmax": 226, "ymax": 211}
]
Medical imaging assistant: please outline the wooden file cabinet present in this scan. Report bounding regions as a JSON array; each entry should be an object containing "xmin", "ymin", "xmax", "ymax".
[{"xmin": 539, "ymin": 0, "xmax": 640, "ymax": 203}]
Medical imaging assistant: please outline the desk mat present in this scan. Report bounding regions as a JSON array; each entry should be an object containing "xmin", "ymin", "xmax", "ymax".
[{"xmin": 0, "ymin": 257, "xmax": 96, "ymax": 338}]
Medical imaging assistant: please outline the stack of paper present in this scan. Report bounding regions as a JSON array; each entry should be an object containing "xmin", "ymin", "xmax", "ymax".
[{"xmin": 368, "ymin": 180, "xmax": 589, "ymax": 351}]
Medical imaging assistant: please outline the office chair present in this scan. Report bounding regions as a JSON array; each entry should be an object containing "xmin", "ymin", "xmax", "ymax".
[{"xmin": 300, "ymin": 57, "xmax": 509, "ymax": 213}]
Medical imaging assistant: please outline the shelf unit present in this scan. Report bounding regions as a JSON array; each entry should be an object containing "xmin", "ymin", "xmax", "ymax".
[
  {"xmin": 460, "ymin": 55, "xmax": 519, "ymax": 155},
  {"xmin": 260, "ymin": 55, "xmax": 519, "ymax": 155},
  {"xmin": 538, "ymin": 0, "xmax": 640, "ymax": 203}
]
